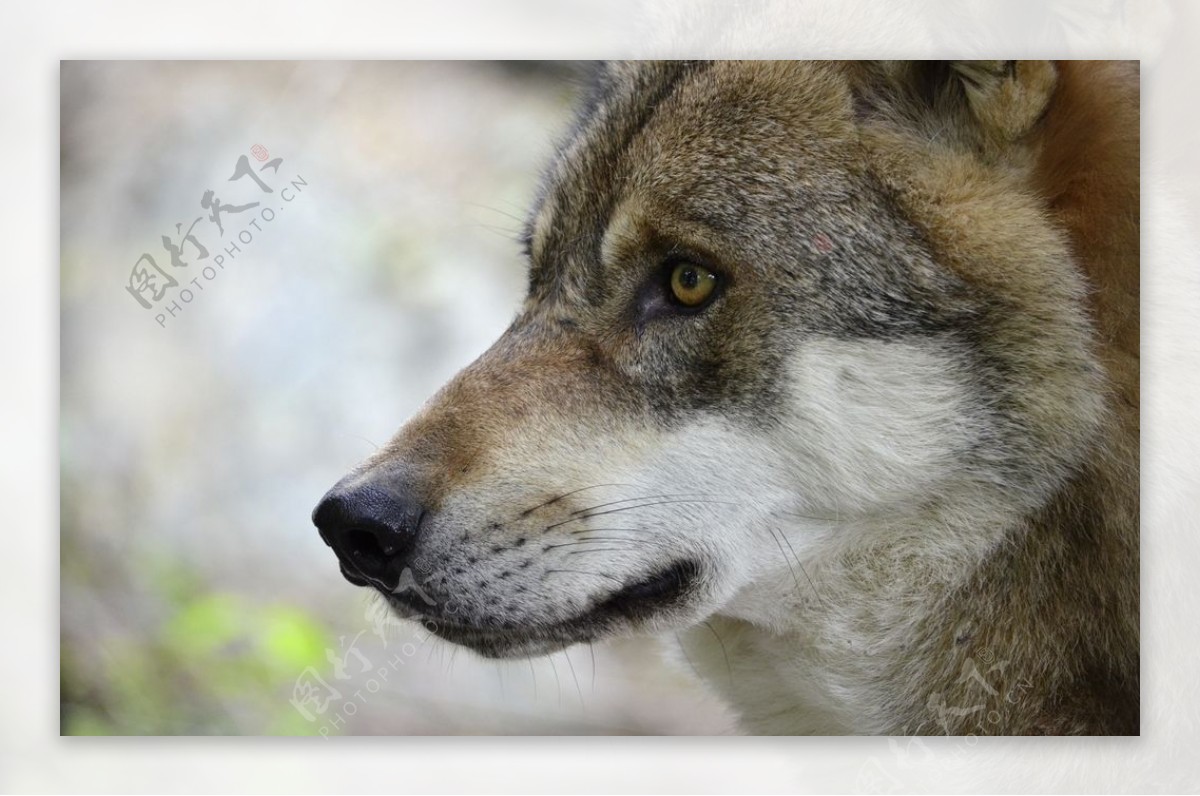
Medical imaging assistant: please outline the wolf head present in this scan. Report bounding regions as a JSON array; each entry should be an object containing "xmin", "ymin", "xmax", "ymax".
[{"xmin": 313, "ymin": 61, "xmax": 1107, "ymax": 659}]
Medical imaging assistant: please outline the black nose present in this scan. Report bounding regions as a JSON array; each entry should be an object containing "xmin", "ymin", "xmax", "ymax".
[{"xmin": 312, "ymin": 475, "xmax": 425, "ymax": 590}]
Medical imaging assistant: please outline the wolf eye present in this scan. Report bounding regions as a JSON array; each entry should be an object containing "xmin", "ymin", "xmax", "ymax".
[{"xmin": 669, "ymin": 262, "xmax": 719, "ymax": 308}]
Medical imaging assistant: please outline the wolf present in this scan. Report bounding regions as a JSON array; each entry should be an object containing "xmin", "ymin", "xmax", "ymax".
[{"xmin": 313, "ymin": 61, "xmax": 1139, "ymax": 735}]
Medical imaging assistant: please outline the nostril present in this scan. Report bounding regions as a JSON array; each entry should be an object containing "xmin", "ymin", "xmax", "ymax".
[
  {"xmin": 331, "ymin": 518, "xmax": 413, "ymax": 582},
  {"xmin": 345, "ymin": 521, "xmax": 409, "ymax": 559},
  {"xmin": 344, "ymin": 527, "xmax": 391, "ymax": 576},
  {"xmin": 366, "ymin": 524, "xmax": 405, "ymax": 557}
]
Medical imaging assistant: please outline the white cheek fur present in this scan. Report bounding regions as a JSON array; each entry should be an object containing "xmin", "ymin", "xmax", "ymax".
[{"xmin": 779, "ymin": 337, "xmax": 981, "ymax": 513}]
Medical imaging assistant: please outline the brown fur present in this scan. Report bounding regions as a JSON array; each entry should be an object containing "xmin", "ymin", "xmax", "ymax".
[{"xmin": 845, "ymin": 59, "xmax": 1140, "ymax": 734}]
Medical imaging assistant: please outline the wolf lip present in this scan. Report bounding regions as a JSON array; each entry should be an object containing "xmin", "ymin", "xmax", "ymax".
[
  {"xmin": 420, "ymin": 618, "xmax": 587, "ymax": 658},
  {"xmin": 339, "ymin": 561, "xmax": 372, "ymax": 587},
  {"xmin": 383, "ymin": 559, "xmax": 702, "ymax": 658},
  {"xmin": 592, "ymin": 559, "xmax": 700, "ymax": 620}
]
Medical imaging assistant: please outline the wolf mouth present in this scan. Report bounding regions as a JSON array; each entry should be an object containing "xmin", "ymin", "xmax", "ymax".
[{"xmin": 383, "ymin": 559, "xmax": 702, "ymax": 658}]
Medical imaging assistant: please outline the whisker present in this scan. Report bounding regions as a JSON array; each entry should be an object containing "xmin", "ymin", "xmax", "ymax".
[
  {"xmin": 545, "ymin": 499, "xmax": 739, "ymax": 530},
  {"xmin": 518, "ymin": 483, "xmax": 636, "ymax": 518},
  {"xmin": 547, "ymin": 652, "xmax": 562, "ymax": 708},
  {"xmin": 566, "ymin": 493, "xmax": 723, "ymax": 517},
  {"xmin": 462, "ymin": 201, "xmax": 528, "ymax": 225},
  {"xmin": 463, "ymin": 222, "xmax": 525, "ymax": 243},
  {"xmin": 544, "ymin": 537, "xmax": 661, "ymax": 549},
  {"xmin": 776, "ymin": 527, "xmax": 828, "ymax": 609},
  {"xmin": 778, "ymin": 509, "xmax": 842, "ymax": 523},
  {"xmin": 566, "ymin": 526, "xmax": 652, "ymax": 537},
  {"xmin": 339, "ymin": 432, "xmax": 380, "ymax": 452},
  {"xmin": 766, "ymin": 525, "xmax": 805, "ymax": 599},
  {"xmin": 566, "ymin": 547, "xmax": 629, "ymax": 555},
  {"xmin": 425, "ymin": 635, "xmax": 439, "ymax": 665},
  {"xmin": 701, "ymin": 619, "xmax": 734, "ymax": 688},
  {"xmin": 545, "ymin": 568, "xmax": 624, "ymax": 585},
  {"xmin": 563, "ymin": 648, "xmax": 585, "ymax": 710},
  {"xmin": 674, "ymin": 631, "xmax": 704, "ymax": 682},
  {"xmin": 761, "ymin": 524, "xmax": 827, "ymax": 608}
]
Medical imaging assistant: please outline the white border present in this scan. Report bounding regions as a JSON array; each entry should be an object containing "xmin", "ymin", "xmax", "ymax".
[{"xmin": 6, "ymin": 0, "xmax": 1196, "ymax": 792}]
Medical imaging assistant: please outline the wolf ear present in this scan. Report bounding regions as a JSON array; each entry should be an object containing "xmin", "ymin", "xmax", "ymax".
[
  {"xmin": 949, "ymin": 60, "xmax": 1057, "ymax": 143},
  {"xmin": 885, "ymin": 60, "xmax": 1058, "ymax": 149}
]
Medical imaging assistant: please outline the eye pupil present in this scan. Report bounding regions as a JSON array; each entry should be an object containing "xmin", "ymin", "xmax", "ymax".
[{"xmin": 680, "ymin": 267, "xmax": 699, "ymax": 289}]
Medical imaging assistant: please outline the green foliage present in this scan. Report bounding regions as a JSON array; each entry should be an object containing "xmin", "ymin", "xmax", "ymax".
[{"xmin": 62, "ymin": 560, "xmax": 338, "ymax": 736}]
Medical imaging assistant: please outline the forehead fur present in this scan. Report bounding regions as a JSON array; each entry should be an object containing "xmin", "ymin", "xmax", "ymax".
[
  {"xmin": 528, "ymin": 62, "xmax": 1098, "ymax": 337},
  {"xmin": 528, "ymin": 62, "xmax": 862, "ymax": 296}
]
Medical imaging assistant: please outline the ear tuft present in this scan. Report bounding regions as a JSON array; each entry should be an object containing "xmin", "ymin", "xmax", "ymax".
[{"xmin": 951, "ymin": 60, "xmax": 1057, "ymax": 145}]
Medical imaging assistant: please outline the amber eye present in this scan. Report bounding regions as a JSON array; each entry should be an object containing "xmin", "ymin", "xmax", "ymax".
[{"xmin": 669, "ymin": 262, "xmax": 719, "ymax": 308}]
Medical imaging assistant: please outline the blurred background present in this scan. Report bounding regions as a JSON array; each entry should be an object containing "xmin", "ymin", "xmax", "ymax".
[{"xmin": 60, "ymin": 61, "xmax": 736, "ymax": 736}]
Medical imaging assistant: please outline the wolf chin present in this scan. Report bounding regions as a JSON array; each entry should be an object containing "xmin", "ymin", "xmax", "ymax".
[{"xmin": 314, "ymin": 61, "xmax": 1139, "ymax": 735}]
